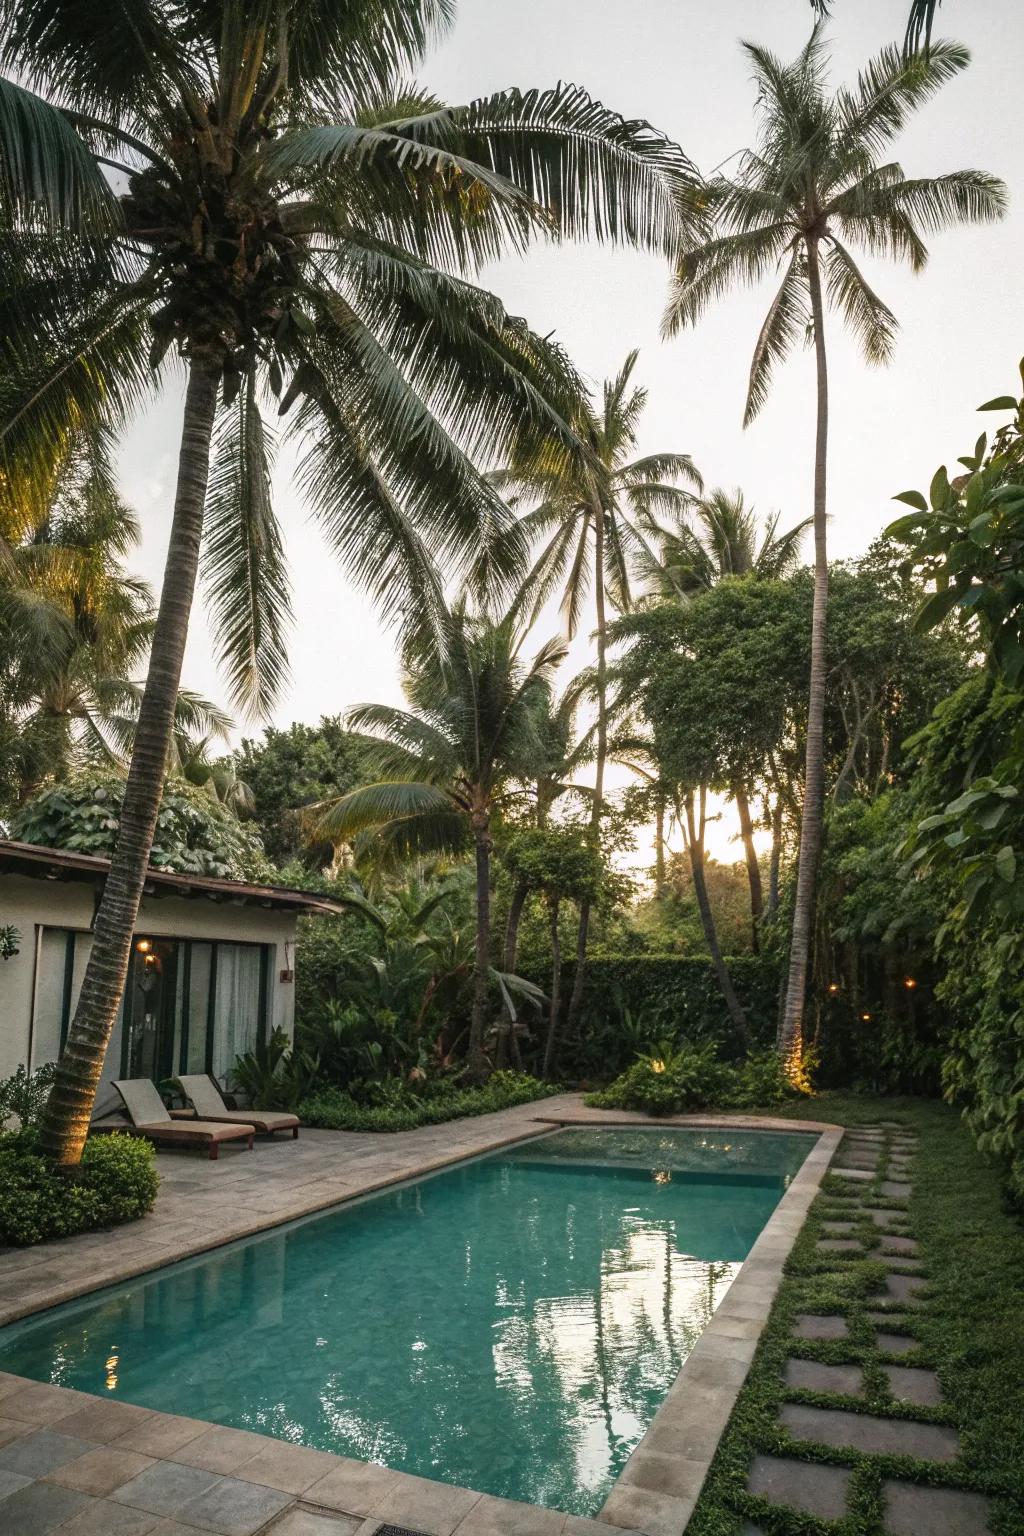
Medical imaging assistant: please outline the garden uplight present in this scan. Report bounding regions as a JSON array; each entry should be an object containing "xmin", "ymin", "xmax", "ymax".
[{"xmin": 904, "ymin": 977, "xmax": 918, "ymax": 990}]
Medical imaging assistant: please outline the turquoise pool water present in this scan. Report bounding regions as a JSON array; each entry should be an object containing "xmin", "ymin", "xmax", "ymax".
[{"xmin": 0, "ymin": 1126, "xmax": 812, "ymax": 1514}]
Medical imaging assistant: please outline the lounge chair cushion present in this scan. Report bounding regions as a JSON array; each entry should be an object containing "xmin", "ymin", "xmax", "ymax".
[
  {"xmin": 113, "ymin": 1078, "xmax": 172, "ymax": 1126},
  {"xmin": 178, "ymin": 1074, "xmax": 299, "ymax": 1133}
]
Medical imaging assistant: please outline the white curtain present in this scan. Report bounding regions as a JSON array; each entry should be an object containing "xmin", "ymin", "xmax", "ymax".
[{"xmin": 211, "ymin": 944, "xmax": 263, "ymax": 1083}]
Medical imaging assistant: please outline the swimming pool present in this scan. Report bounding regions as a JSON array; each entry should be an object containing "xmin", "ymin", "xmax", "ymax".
[{"xmin": 0, "ymin": 1125, "xmax": 814, "ymax": 1515}]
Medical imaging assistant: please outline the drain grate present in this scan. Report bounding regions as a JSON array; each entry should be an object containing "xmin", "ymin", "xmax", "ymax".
[{"xmin": 376, "ymin": 1527, "xmax": 434, "ymax": 1536}]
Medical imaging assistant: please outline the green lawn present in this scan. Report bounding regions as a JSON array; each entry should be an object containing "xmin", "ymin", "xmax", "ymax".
[{"xmin": 687, "ymin": 1094, "xmax": 1024, "ymax": 1535}]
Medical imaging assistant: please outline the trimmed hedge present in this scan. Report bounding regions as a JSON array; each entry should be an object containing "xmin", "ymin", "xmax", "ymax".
[
  {"xmin": 538, "ymin": 954, "xmax": 781, "ymax": 1079},
  {"xmin": 0, "ymin": 1133, "xmax": 159, "ymax": 1247},
  {"xmin": 299, "ymin": 1071, "xmax": 561, "ymax": 1132}
]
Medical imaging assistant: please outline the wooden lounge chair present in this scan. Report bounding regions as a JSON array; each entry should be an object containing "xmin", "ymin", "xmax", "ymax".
[
  {"xmin": 177, "ymin": 1074, "xmax": 300, "ymax": 1139},
  {"xmin": 112, "ymin": 1079, "xmax": 256, "ymax": 1160}
]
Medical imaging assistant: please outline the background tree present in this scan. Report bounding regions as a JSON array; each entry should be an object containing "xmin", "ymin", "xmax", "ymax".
[
  {"xmin": 310, "ymin": 607, "xmax": 566, "ymax": 1080},
  {"xmin": 635, "ymin": 486, "xmax": 809, "ymax": 942},
  {"xmin": 664, "ymin": 29, "xmax": 1004, "ymax": 1073},
  {"xmin": 497, "ymin": 349, "xmax": 702, "ymax": 1036},
  {"xmin": 232, "ymin": 718, "xmax": 368, "ymax": 866},
  {"xmin": 1, "ymin": 0, "xmax": 702, "ymax": 1163}
]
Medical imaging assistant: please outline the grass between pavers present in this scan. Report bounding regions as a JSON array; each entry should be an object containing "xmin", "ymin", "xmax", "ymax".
[{"xmin": 686, "ymin": 1094, "xmax": 1024, "ymax": 1536}]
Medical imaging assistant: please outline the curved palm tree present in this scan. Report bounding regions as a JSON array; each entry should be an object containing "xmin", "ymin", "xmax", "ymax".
[
  {"xmin": 636, "ymin": 486, "xmax": 808, "ymax": 946},
  {"xmin": 310, "ymin": 606, "xmax": 566, "ymax": 1080},
  {"xmin": 664, "ymin": 30, "xmax": 1004, "ymax": 1069},
  {"xmin": 2, "ymin": 0, "xmax": 702, "ymax": 1162},
  {"xmin": 638, "ymin": 487, "xmax": 809, "ymax": 599},
  {"xmin": 497, "ymin": 349, "xmax": 702, "ymax": 1031}
]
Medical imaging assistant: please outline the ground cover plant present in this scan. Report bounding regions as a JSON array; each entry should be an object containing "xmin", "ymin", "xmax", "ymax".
[
  {"xmin": 299, "ymin": 1071, "xmax": 560, "ymax": 1133},
  {"xmin": 687, "ymin": 1094, "xmax": 1024, "ymax": 1535}
]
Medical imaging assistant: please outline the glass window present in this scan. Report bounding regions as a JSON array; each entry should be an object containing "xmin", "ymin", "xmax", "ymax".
[
  {"xmin": 183, "ymin": 943, "xmax": 213, "ymax": 1073},
  {"xmin": 211, "ymin": 944, "xmax": 264, "ymax": 1084}
]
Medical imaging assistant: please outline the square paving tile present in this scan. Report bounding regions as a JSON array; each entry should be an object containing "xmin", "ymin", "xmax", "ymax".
[
  {"xmin": 369, "ymin": 1472, "xmax": 482, "ymax": 1536},
  {"xmin": 784, "ymin": 1359, "xmax": 864, "ymax": 1396},
  {"xmin": 0, "ymin": 1466, "xmax": 31, "ymax": 1498},
  {"xmin": 880, "ymin": 1181, "xmax": 912, "ymax": 1199},
  {"xmin": 47, "ymin": 1445, "xmax": 156, "ymax": 1496},
  {"xmin": 306, "ymin": 1458, "xmax": 404, "ymax": 1516},
  {"xmin": 55, "ymin": 1499, "xmax": 163, "ymax": 1535},
  {"xmin": 880, "ymin": 1236, "xmax": 919, "ymax": 1255},
  {"xmin": 883, "ymin": 1365, "xmax": 943, "ymax": 1407},
  {"xmin": 56, "ymin": 1400, "xmax": 156, "ymax": 1446},
  {"xmin": 267, "ymin": 1513, "xmax": 361, "ymax": 1536},
  {"xmin": 0, "ymin": 1383, "xmax": 86, "ymax": 1425},
  {"xmin": 793, "ymin": 1314, "xmax": 849, "ymax": 1340},
  {"xmin": 173, "ymin": 1426, "xmax": 270, "ymax": 1475},
  {"xmin": 876, "ymin": 1332, "xmax": 917, "ymax": 1357},
  {"xmin": 0, "ymin": 1414, "xmax": 32, "ymax": 1449},
  {"xmin": 816, "ymin": 1238, "xmax": 863, "ymax": 1254},
  {"xmin": 885, "ymin": 1273, "xmax": 927, "ymax": 1304},
  {"xmin": 171, "ymin": 1474, "xmax": 291, "ymax": 1535},
  {"xmin": 779, "ymin": 1404, "xmax": 960, "ymax": 1462},
  {"xmin": 833, "ymin": 1167, "xmax": 874, "ymax": 1181},
  {"xmin": 0, "ymin": 1478, "xmax": 94, "ymax": 1535},
  {"xmin": 453, "ymin": 1492, "xmax": 567, "ymax": 1536},
  {"xmin": 234, "ymin": 1440, "xmax": 337, "ymax": 1495},
  {"xmin": 112, "ymin": 1460, "xmax": 223, "ymax": 1516},
  {"xmin": 113, "ymin": 1415, "xmax": 207, "ymax": 1460},
  {"xmin": 747, "ymin": 1454, "xmax": 850, "ymax": 1520},
  {"xmin": 883, "ymin": 1481, "xmax": 990, "ymax": 1534},
  {"xmin": 0, "ymin": 1427, "xmax": 97, "ymax": 1477}
]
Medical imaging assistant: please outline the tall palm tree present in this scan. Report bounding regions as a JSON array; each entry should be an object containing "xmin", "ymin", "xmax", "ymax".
[
  {"xmin": 2, "ymin": 0, "xmax": 702, "ymax": 1163},
  {"xmin": 0, "ymin": 431, "xmax": 234, "ymax": 802},
  {"xmin": 663, "ymin": 31, "xmax": 1004, "ymax": 1072},
  {"xmin": 497, "ymin": 350, "xmax": 702, "ymax": 1032},
  {"xmin": 637, "ymin": 486, "xmax": 808, "ymax": 948},
  {"xmin": 311, "ymin": 606, "xmax": 565, "ymax": 1080}
]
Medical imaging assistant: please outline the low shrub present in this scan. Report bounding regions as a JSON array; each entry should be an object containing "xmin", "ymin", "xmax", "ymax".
[
  {"xmin": 0, "ymin": 1133, "xmax": 159, "ymax": 1247},
  {"xmin": 585, "ymin": 1046, "xmax": 805, "ymax": 1117},
  {"xmin": 299, "ymin": 1071, "xmax": 560, "ymax": 1132}
]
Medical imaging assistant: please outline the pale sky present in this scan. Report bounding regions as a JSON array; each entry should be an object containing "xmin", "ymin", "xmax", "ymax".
[{"xmin": 114, "ymin": 0, "xmax": 1024, "ymax": 867}]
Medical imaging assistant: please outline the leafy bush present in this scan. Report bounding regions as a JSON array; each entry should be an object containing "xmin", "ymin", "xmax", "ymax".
[
  {"xmin": 0, "ymin": 1133, "xmax": 158, "ymax": 1246},
  {"xmin": 299, "ymin": 1071, "xmax": 560, "ymax": 1132},
  {"xmin": 584, "ymin": 1044, "xmax": 732, "ymax": 1116},
  {"xmin": 0, "ymin": 1063, "xmax": 56, "ymax": 1131},
  {"xmin": 585, "ymin": 1046, "xmax": 805, "ymax": 1116},
  {"xmin": 11, "ymin": 773, "xmax": 271, "ymax": 881}
]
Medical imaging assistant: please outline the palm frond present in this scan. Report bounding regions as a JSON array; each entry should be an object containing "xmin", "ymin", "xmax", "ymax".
[
  {"xmin": 0, "ymin": 76, "xmax": 113, "ymax": 225},
  {"xmin": 824, "ymin": 238, "xmax": 897, "ymax": 365},
  {"xmin": 663, "ymin": 220, "xmax": 793, "ymax": 336},
  {"xmin": 744, "ymin": 245, "xmax": 809, "ymax": 425},
  {"xmin": 203, "ymin": 376, "xmax": 291, "ymax": 719},
  {"xmin": 310, "ymin": 780, "xmax": 458, "ymax": 843}
]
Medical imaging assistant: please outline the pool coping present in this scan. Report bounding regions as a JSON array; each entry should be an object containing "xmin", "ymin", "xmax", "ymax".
[{"xmin": 0, "ymin": 1105, "xmax": 841, "ymax": 1536}]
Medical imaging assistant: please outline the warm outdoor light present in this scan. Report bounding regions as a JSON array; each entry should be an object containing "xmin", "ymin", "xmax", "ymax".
[
  {"xmin": 861, "ymin": 1012, "xmax": 872, "ymax": 1021},
  {"xmin": 827, "ymin": 982, "xmax": 840, "ymax": 995},
  {"xmin": 135, "ymin": 939, "xmax": 151, "ymax": 953},
  {"xmin": 650, "ymin": 1059, "xmax": 666, "ymax": 1074},
  {"xmin": 904, "ymin": 977, "xmax": 918, "ymax": 990}
]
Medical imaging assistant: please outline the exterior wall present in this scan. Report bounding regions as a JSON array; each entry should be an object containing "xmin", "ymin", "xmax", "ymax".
[{"xmin": 0, "ymin": 872, "xmax": 298, "ymax": 1114}]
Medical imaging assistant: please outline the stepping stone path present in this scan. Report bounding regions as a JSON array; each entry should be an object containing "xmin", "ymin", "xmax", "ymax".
[{"xmin": 743, "ymin": 1122, "xmax": 994, "ymax": 1534}]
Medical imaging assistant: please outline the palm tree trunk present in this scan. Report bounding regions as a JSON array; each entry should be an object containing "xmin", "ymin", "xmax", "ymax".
[
  {"xmin": 542, "ymin": 895, "xmax": 562, "ymax": 1079},
  {"xmin": 767, "ymin": 798, "xmax": 783, "ymax": 919},
  {"xmin": 566, "ymin": 495, "xmax": 607, "ymax": 1037},
  {"xmin": 779, "ymin": 235, "xmax": 829, "ymax": 1076},
  {"xmin": 733, "ymin": 781, "xmax": 763, "ymax": 952},
  {"xmin": 680, "ymin": 789, "xmax": 750, "ymax": 1048},
  {"xmin": 654, "ymin": 794, "xmax": 667, "ymax": 898},
  {"xmin": 466, "ymin": 813, "xmax": 492, "ymax": 1083},
  {"xmin": 38, "ymin": 361, "xmax": 221, "ymax": 1165},
  {"xmin": 496, "ymin": 874, "xmax": 530, "ymax": 1067}
]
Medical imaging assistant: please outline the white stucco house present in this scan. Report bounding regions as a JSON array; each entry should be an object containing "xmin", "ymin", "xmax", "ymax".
[{"xmin": 0, "ymin": 839, "xmax": 346, "ymax": 1115}]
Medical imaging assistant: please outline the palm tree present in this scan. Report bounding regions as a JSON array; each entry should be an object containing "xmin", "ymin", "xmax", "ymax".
[
  {"xmin": 811, "ymin": 2, "xmax": 945, "ymax": 56},
  {"xmin": 663, "ymin": 31, "xmax": 1004, "ymax": 1072},
  {"xmin": 637, "ymin": 486, "xmax": 808, "ymax": 948},
  {"xmin": 2, "ymin": 1, "xmax": 702, "ymax": 1163},
  {"xmin": 310, "ymin": 606, "xmax": 566, "ymax": 1081},
  {"xmin": 497, "ymin": 350, "xmax": 702, "ymax": 1033}
]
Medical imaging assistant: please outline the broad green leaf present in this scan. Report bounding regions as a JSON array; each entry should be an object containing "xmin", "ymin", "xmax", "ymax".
[
  {"xmin": 914, "ymin": 585, "xmax": 962, "ymax": 632},
  {"xmin": 929, "ymin": 465, "xmax": 950, "ymax": 510},
  {"xmin": 892, "ymin": 489, "xmax": 928, "ymax": 512},
  {"xmin": 996, "ymin": 845, "xmax": 1016, "ymax": 882},
  {"xmin": 977, "ymin": 395, "xmax": 1018, "ymax": 412}
]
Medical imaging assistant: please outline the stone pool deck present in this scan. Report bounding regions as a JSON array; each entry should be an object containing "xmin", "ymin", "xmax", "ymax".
[{"xmin": 0, "ymin": 1098, "xmax": 842, "ymax": 1536}]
